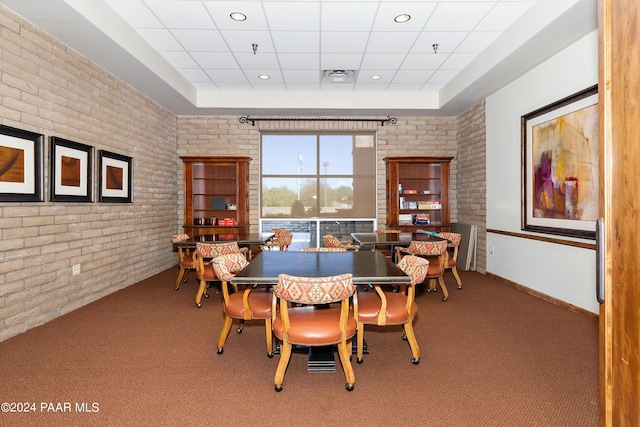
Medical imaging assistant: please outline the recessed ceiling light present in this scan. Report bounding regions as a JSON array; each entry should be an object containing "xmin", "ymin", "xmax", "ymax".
[
  {"xmin": 394, "ymin": 14, "xmax": 411, "ymax": 23},
  {"xmin": 258, "ymin": 74, "xmax": 270, "ymax": 80},
  {"xmin": 230, "ymin": 12, "xmax": 247, "ymax": 21},
  {"xmin": 370, "ymin": 75, "xmax": 382, "ymax": 80}
]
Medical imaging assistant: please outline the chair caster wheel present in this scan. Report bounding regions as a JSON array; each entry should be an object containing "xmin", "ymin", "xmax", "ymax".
[
  {"xmin": 236, "ymin": 327, "xmax": 243, "ymax": 333},
  {"xmin": 412, "ymin": 358, "xmax": 420, "ymax": 365},
  {"xmin": 442, "ymin": 296, "xmax": 448, "ymax": 302},
  {"xmin": 204, "ymin": 293, "xmax": 209, "ymax": 298},
  {"xmin": 174, "ymin": 286, "xmax": 179, "ymax": 291},
  {"xmin": 356, "ymin": 358, "xmax": 363, "ymax": 364},
  {"xmin": 267, "ymin": 352, "xmax": 274, "ymax": 358},
  {"xmin": 457, "ymin": 286, "xmax": 462, "ymax": 290},
  {"xmin": 216, "ymin": 348, "xmax": 223, "ymax": 354},
  {"xmin": 196, "ymin": 302, "xmax": 202, "ymax": 308},
  {"xmin": 346, "ymin": 383, "xmax": 354, "ymax": 391},
  {"xmin": 275, "ymin": 384, "xmax": 283, "ymax": 392},
  {"xmin": 183, "ymin": 278, "xmax": 188, "ymax": 283},
  {"xmin": 401, "ymin": 334, "xmax": 407, "ymax": 341}
]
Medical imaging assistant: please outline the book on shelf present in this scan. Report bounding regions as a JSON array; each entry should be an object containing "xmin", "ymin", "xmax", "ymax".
[{"xmin": 399, "ymin": 214, "xmax": 413, "ymax": 225}]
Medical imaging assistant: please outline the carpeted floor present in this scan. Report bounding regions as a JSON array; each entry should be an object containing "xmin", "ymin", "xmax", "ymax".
[{"xmin": 0, "ymin": 267, "xmax": 599, "ymax": 427}]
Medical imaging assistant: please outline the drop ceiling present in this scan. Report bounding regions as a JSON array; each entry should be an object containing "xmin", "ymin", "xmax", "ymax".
[{"xmin": 1, "ymin": 0, "xmax": 597, "ymax": 116}]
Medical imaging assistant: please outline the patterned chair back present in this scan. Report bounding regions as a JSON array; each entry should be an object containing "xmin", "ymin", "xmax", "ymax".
[
  {"xmin": 210, "ymin": 253, "xmax": 250, "ymax": 281},
  {"xmin": 437, "ymin": 232, "xmax": 461, "ymax": 248},
  {"xmin": 397, "ymin": 255, "xmax": 429, "ymax": 285},
  {"xmin": 171, "ymin": 233, "xmax": 190, "ymax": 243},
  {"xmin": 300, "ymin": 247, "xmax": 347, "ymax": 252},
  {"xmin": 196, "ymin": 241, "xmax": 243, "ymax": 258},
  {"xmin": 322, "ymin": 234, "xmax": 342, "ymax": 248},
  {"xmin": 275, "ymin": 273, "xmax": 355, "ymax": 305},
  {"xmin": 407, "ymin": 240, "xmax": 448, "ymax": 256}
]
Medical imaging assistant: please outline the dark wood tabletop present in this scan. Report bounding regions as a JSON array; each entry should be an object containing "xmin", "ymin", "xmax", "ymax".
[
  {"xmin": 172, "ymin": 232, "xmax": 274, "ymax": 249},
  {"xmin": 231, "ymin": 251, "xmax": 410, "ymax": 285},
  {"xmin": 351, "ymin": 232, "xmax": 444, "ymax": 247}
]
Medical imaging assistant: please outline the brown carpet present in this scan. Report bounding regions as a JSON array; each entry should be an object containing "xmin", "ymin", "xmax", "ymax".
[{"xmin": 0, "ymin": 268, "xmax": 599, "ymax": 427}]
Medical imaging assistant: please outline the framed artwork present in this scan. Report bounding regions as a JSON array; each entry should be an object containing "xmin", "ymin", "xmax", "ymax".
[
  {"xmin": 50, "ymin": 136, "xmax": 93, "ymax": 202},
  {"xmin": 98, "ymin": 150, "xmax": 132, "ymax": 203},
  {"xmin": 521, "ymin": 85, "xmax": 598, "ymax": 239},
  {"xmin": 0, "ymin": 124, "xmax": 44, "ymax": 202}
]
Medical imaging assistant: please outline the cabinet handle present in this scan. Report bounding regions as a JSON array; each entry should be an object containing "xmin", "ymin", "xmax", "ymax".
[{"xmin": 596, "ymin": 217, "xmax": 605, "ymax": 304}]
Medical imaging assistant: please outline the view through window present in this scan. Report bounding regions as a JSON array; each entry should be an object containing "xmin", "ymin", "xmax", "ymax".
[{"xmin": 260, "ymin": 132, "xmax": 377, "ymax": 248}]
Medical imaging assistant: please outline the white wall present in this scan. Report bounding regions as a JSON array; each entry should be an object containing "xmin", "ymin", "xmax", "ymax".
[{"xmin": 486, "ymin": 30, "xmax": 599, "ymax": 314}]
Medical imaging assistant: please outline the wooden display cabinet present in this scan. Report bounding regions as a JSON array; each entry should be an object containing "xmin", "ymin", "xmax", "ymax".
[
  {"xmin": 384, "ymin": 156, "xmax": 453, "ymax": 232},
  {"xmin": 180, "ymin": 156, "xmax": 251, "ymax": 238}
]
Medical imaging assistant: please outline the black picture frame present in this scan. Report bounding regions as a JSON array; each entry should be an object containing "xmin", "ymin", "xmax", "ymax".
[
  {"xmin": 50, "ymin": 136, "xmax": 93, "ymax": 202},
  {"xmin": 0, "ymin": 124, "xmax": 44, "ymax": 202},
  {"xmin": 521, "ymin": 85, "xmax": 599, "ymax": 239},
  {"xmin": 98, "ymin": 150, "xmax": 132, "ymax": 203}
]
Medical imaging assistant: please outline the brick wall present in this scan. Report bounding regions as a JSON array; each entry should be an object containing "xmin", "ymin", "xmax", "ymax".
[
  {"xmin": 456, "ymin": 101, "xmax": 487, "ymax": 273},
  {"xmin": 0, "ymin": 6, "xmax": 178, "ymax": 341},
  {"xmin": 176, "ymin": 116, "xmax": 459, "ymax": 231}
]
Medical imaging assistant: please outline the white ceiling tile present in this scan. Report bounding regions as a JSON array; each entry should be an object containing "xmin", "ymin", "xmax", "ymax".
[
  {"xmin": 204, "ymin": 1, "xmax": 269, "ymax": 30},
  {"xmin": 371, "ymin": 2, "xmax": 437, "ymax": 31},
  {"xmin": 263, "ymin": 2, "xmax": 320, "ymax": 31},
  {"xmin": 171, "ymin": 29, "xmax": 227, "ymax": 52},
  {"xmin": 425, "ymin": 2, "xmax": 493, "ymax": 31},
  {"xmin": 223, "ymin": 30, "xmax": 275, "ymax": 53},
  {"xmin": 321, "ymin": 2, "xmax": 379, "ymax": 31},
  {"xmin": 393, "ymin": 69, "xmax": 432, "ymax": 84},
  {"xmin": 352, "ymin": 84, "xmax": 390, "ymax": 92},
  {"xmin": 145, "ymin": 0, "xmax": 215, "ymax": 29},
  {"xmin": 136, "ymin": 28, "xmax": 182, "ymax": 51},
  {"xmin": 360, "ymin": 53, "xmax": 407, "ymax": 70},
  {"xmin": 191, "ymin": 52, "xmax": 239, "ymax": 69},
  {"xmin": 205, "ymin": 69, "xmax": 248, "ymax": 83},
  {"xmin": 321, "ymin": 32, "xmax": 370, "ymax": 54},
  {"xmin": 278, "ymin": 53, "xmax": 320, "ymax": 70},
  {"xmin": 356, "ymin": 71, "xmax": 394, "ymax": 83},
  {"xmin": 286, "ymin": 83, "xmax": 321, "ymax": 91},
  {"xmin": 104, "ymin": 0, "xmax": 162, "ymax": 28},
  {"xmin": 412, "ymin": 32, "xmax": 469, "ymax": 53},
  {"xmin": 366, "ymin": 31, "xmax": 420, "ymax": 54},
  {"xmin": 234, "ymin": 52, "xmax": 281, "ymax": 69},
  {"xmin": 321, "ymin": 53, "xmax": 363, "ymax": 70},
  {"xmin": 282, "ymin": 69, "xmax": 321, "ymax": 84},
  {"xmin": 400, "ymin": 53, "xmax": 446, "ymax": 70},
  {"xmin": 272, "ymin": 31, "xmax": 320, "ymax": 53}
]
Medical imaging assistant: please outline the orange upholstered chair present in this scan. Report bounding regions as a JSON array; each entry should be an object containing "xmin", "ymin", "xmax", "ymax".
[
  {"xmin": 272, "ymin": 273, "xmax": 357, "ymax": 392},
  {"xmin": 322, "ymin": 233, "xmax": 360, "ymax": 252},
  {"xmin": 171, "ymin": 234, "xmax": 195, "ymax": 290},
  {"xmin": 300, "ymin": 247, "xmax": 347, "ymax": 252},
  {"xmin": 193, "ymin": 242, "xmax": 249, "ymax": 308},
  {"xmin": 396, "ymin": 239, "xmax": 450, "ymax": 301},
  {"xmin": 356, "ymin": 255, "xmax": 428, "ymax": 365},
  {"xmin": 263, "ymin": 229, "xmax": 293, "ymax": 251},
  {"xmin": 438, "ymin": 232, "xmax": 463, "ymax": 290},
  {"xmin": 212, "ymin": 253, "xmax": 273, "ymax": 357}
]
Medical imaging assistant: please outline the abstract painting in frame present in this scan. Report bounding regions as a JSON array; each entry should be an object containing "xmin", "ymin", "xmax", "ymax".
[
  {"xmin": 521, "ymin": 85, "xmax": 598, "ymax": 239},
  {"xmin": 0, "ymin": 124, "xmax": 44, "ymax": 202},
  {"xmin": 98, "ymin": 150, "xmax": 132, "ymax": 203},
  {"xmin": 50, "ymin": 136, "xmax": 93, "ymax": 202}
]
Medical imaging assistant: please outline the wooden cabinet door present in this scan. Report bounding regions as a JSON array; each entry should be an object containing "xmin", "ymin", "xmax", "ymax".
[{"xmin": 598, "ymin": 0, "xmax": 640, "ymax": 423}]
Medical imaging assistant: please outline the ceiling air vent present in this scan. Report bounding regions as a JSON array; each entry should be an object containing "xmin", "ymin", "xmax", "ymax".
[{"xmin": 322, "ymin": 70, "xmax": 356, "ymax": 83}]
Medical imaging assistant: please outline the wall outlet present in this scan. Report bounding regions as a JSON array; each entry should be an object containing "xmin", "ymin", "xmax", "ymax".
[
  {"xmin": 72, "ymin": 264, "xmax": 81, "ymax": 276},
  {"xmin": 489, "ymin": 246, "xmax": 494, "ymax": 255}
]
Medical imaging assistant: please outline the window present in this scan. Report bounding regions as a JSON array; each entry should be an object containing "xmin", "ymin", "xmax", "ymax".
[{"xmin": 260, "ymin": 132, "xmax": 376, "ymax": 219}]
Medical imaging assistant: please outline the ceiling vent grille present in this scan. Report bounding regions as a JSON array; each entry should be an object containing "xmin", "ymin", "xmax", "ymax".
[{"xmin": 322, "ymin": 70, "xmax": 356, "ymax": 83}]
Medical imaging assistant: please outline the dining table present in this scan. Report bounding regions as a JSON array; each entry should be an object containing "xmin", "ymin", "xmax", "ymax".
[
  {"xmin": 231, "ymin": 250, "xmax": 411, "ymax": 372},
  {"xmin": 351, "ymin": 231, "xmax": 446, "ymax": 262},
  {"xmin": 171, "ymin": 232, "xmax": 275, "ymax": 250}
]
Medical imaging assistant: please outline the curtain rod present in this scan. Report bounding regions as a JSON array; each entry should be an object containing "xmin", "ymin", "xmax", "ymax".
[{"xmin": 238, "ymin": 116, "xmax": 397, "ymax": 126}]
